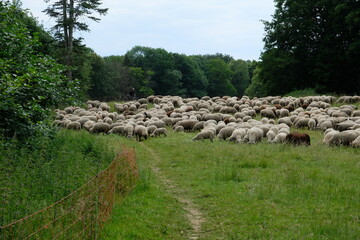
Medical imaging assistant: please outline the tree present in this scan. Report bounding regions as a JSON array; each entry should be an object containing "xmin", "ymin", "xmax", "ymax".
[
  {"xmin": 128, "ymin": 67, "xmax": 154, "ymax": 98},
  {"xmin": 124, "ymin": 46, "xmax": 177, "ymax": 95},
  {"xmin": 205, "ymin": 59, "xmax": 237, "ymax": 97},
  {"xmin": 229, "ymin": 60, "xmax": 250, "ymax": 96},
  {"xmin": 43, "ymin": 0, "xmax": 108, "ymax": 81},
  {"xmin": 102, "ymin": 56, "xmax": 129, "ymax": 100},
  {"xmin": 0, "ymin": 1, "xmax": 78, "ymax": 140},
  {"xmin": 260, "ymin": 0, "xmax": 360, "ymax": 95},
  {"xmin": 174, "ymin": 54, "xmax": 208, "ymax": 97},
  {"xmin": 245, "ymin": 67, "xmax": 266, "ymax": 98}
]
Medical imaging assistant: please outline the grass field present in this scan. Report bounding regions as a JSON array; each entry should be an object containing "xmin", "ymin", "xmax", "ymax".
[{"xmin": 100, "ymin": 129, "xmax": 360, "ymax": 239}]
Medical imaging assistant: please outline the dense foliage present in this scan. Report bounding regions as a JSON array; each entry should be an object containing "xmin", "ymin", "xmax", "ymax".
[
  {"xmin": 246, "ymin": 0, "xmax": 360, "ymax": 96},
  {"xmin": 87, "ymin": 46, "xmax": 256, "ymax": 100},
  {"xmin": 0, "ymin": 1, "xmax": 78, "ymax": 140}
]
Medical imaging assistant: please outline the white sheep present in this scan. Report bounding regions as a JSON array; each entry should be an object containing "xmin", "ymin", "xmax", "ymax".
[
  {"xmin": 327, "ymin": 131, "xmax": 358, "ymax": 146},
  {"xmin": 217, "ymin": 127, "xmax": 236, "ymax": 140},
  {"xmin": 151, "ymin": 128, "xmax": 168, "ymax": 137},
  {"xmin": 124, "ymin": 124, "xmax": 134, "ymax": 138},
  {"xmin": 307, "ymin": 119, "xmax": 316, "ymax": 130},
  {"xmin": 66, "ymin": 121, "xmax": 81, "ymax": 130},
  {"xmin": 83, "ymin": 120, "xmax": 96, "ymax": 131},
  {"xmin": 108, "ymin": 126, "xmax": 125, "ymax": 135},
  {"xmin": 244, "ymin": 127, "xmax": 263, "ymax": 144},
  {"xmin": 89, "ymin": 122, "xmax": 110, "ymax": 134},
  {"xmin": 147, "ymin": 125, "xmax": 157, "ymax": 135},
  {"xmin": 174, "ymin": 126, "xmax": 184, "ymax": 132},
  {"xmin": 134, "ymin": 125, "xmax": 148, "ymax": 141},
  {"xmin": 266, "ymin": 130, "xmax": 276, "ymax": 142},
  {"xmin": 351, "ymin": 136, "xmax": 360, "ymax": 148},
  {"xmin": 228, "ymin": 128, "xmax": 247, "ymax": 143},
  {"xmin": 192, "ymin": 130, "xmax": 215, "ymax": 142},
  {"xmin": 272, "ymin": 132, "xmax": 287, "ymax": 143}
]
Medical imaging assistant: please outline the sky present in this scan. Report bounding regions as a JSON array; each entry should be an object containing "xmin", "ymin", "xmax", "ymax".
[{"xmin": 20, "ymin": 0, "xmax": 275, "ymax": 60}]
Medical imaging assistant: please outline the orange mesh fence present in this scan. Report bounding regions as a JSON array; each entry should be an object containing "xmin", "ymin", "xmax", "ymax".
[{"xmin": 0, "ymin": 146, "xmax": 138, "ymax": 240}]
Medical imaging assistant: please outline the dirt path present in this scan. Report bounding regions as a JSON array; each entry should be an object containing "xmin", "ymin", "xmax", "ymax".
[{"xmin": 139, "ymin": 143, "xmax": 205, "ymax": 240}]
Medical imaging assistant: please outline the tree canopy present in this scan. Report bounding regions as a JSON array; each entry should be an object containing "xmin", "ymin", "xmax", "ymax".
[
  {"xmin": 246, "ymin": 0, "xmax": 360, "ymax": 96},
  {"xmin": 0, "ymin": 1, "xmax": 78, "ymax": 140}
]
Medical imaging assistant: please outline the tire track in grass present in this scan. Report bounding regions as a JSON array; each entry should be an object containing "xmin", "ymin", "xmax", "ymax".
[{"xmin": 139, "ymin": 142, "xmax": 205, "ymax": 240}]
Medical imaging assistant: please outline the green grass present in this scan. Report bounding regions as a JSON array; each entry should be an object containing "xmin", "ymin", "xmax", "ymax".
[
  {"xmin": 100, "ymin": 129, "xmax": 360, "ymax": 239},
  {"xmin": 0, "ymin": 130, "xmax": 116, "ymax": 226},
  {"xmin": 2, "ymin": 126, "xmax": 359, "ymax": 239}
]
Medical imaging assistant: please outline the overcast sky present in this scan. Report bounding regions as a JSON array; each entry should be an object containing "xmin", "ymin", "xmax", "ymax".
[{"xmin": 20, "ymin": 0, "xmax": 275, "ymax": 60}]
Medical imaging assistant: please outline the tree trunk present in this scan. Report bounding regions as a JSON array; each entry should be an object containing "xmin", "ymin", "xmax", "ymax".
[{"xmin": 67, "ymin": 0, "xmax": 74, "ymax": 81}]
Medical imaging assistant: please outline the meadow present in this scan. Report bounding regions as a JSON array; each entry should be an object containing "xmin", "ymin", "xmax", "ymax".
[
  {"xmin": 2, "ymin": 97, "xmax": 360, "ymax": 239},
  {"xmin": 100, "ymin": 128, "xmax": 360, "ymax": 239}
]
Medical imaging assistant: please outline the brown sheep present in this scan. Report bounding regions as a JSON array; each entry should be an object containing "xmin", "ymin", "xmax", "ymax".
[{"xmin": 285, "ymin": 132, "xmax": 311, "ymax": 146}]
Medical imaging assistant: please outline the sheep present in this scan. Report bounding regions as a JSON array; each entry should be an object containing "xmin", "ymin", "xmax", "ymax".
[
  {"xmin": 99, "ymin": 102, "xmax": 110, "ymax": 111},
  {"xmin": 108, "ymin": 126, "xmax": 125, "ymax": 135},
  {"xmin": 294, "ymin": 118, "xmax": 310, "ymax": 128},
  {"xmin": 260, "ymin": 109, "xmax": 276, "ymax": 119},
  {"xmin": 175, "ymin": 119, "xmax": 199, "ymax": 132},
  {"xmin": 278, "ymin": 117, "xmax": 293, "ymax": 127},
  {"xmin": 134, "ymin": 125, "xmax": 148, "ymax": 141},
  {"xmin": 335, "ymin": 121, "xmax": 356, "ymax": 132},
  {"xmin": 228, "ymin": 128, "xmax": 247, "ymax": 143},
  {"xmin": 267, "ymin": 130, "xmax": 277, "ymax": 142},
  {"xmin": 103, "ymin": 116, "xmax": 113, "ymax": 125},
  {"xmin": 147, "ymin": 120, "xmax": 166, "ymax": 129},
  {"xmin": 147, "ymin": 125, "xmax": 157, "ymax": 135},
  {"xmin": 278, "ymin": 108, "xmax": 290, "ymax": 117},
  {"xmin": 351, "ymin": 136, "xmax": 360, "ymax": 148},
  {"xmin": 285, "ymin": 132, "xmax": 311, "ymax": 146},
  {"xmin": 89, "ymin": 122, "xmax": 110, "ymax": 134},
  {"xmin": 353, "ymin": 110, "xmax": 360, "ymax": 117},
  {"xmin": 219, "ymin": 106, "xmax": 237, "ymax": 114},
  {"xmin": 272, "ymin": 132, "xmax": 287, "ymax": 143},
  {"xmin": 307, "ymin": 119, "xmax": 317, "ymax": 130},
  {"xmin": 244, "ymin": 127, "xmax": 264, "ymax": 144},
  {"xmin": 83, "ymin": 120, "xmax": 96, "ymax": 131},
  {"xmin": 192, "ymin": 121, "xmax": 205, "ymax": 132},
  {"xmin": 151, "ymin": 128, "xmax": 168, "ymax": 137},
  {"xmin": 217, "ymin": 127, "xmax": 236, "ymax": 140},
  {"xmin": 66, "ymin": 121, "xmax": 81, "ymax": 130},
  {"xmin": 174, "ymin": 126, "xmax": 185, "ymax": 132},
  {"xmin": 318, "ymin": 120, "xmax": 333, "ymax": 131},
  {"xmin": 124, "ymin": 124, "xmax": 134, "ymax": 138},
  {"xmin": 77, "ymin": 117, "xmax": 91, "ymax": 126},
  {"xmin": 192, "ymin": 130, "xmax": 215, "ymax": 142},
  {"xmin": 215, "ymin": 124, "xmax": 226, "ymax": 134},
  {"xmin": 278, "ymin": 127, "xmax": 290, "ymax": 135},
  {"xmin": 203, "ymin": 114, "xmax": 222, "ymax": 122},
  {"xmin": 322, "ymin": 129, "xmax": 339, "ymax": 145},
  {"xmin": 327, "ymin": 131, "xmax": 358, "ymax": 146}
]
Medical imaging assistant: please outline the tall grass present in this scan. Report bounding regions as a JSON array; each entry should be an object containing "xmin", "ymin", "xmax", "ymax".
[{"xmin": 0, "ymin": 130, "xmax": 115, "ymax": 226}]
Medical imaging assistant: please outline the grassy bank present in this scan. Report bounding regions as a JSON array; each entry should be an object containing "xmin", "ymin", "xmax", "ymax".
[{"xmin": 0, "ymin": 130, "xmax": 116, "ymax": 226}]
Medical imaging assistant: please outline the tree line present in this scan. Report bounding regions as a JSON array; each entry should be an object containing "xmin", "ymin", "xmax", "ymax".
[
  {"xmin": 87, "ymin": 47, "xmax": 256, "ymax": 100},
  {"xmin": 246, "ymin": 0, "xmax": 360, "ymax": 97}
]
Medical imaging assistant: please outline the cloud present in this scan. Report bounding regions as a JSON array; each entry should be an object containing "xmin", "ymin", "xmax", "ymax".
[{"xmin": 21, "ymin": 0, "xmax": 275, "ymax": 60}]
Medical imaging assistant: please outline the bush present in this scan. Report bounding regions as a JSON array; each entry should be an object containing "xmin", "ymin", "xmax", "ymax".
[
  {"xmin": 0, "ymin": 1, "xmax": 79, "ymax": 140},
  {"xmin": 283, "ymin": 88, "xmax": 318, "ymax": 97}
]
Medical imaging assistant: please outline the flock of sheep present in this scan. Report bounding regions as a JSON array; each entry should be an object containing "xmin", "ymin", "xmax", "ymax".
[{"xmin": 53, "ymin": 95, "xmax": 360, "ymax": 148}]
